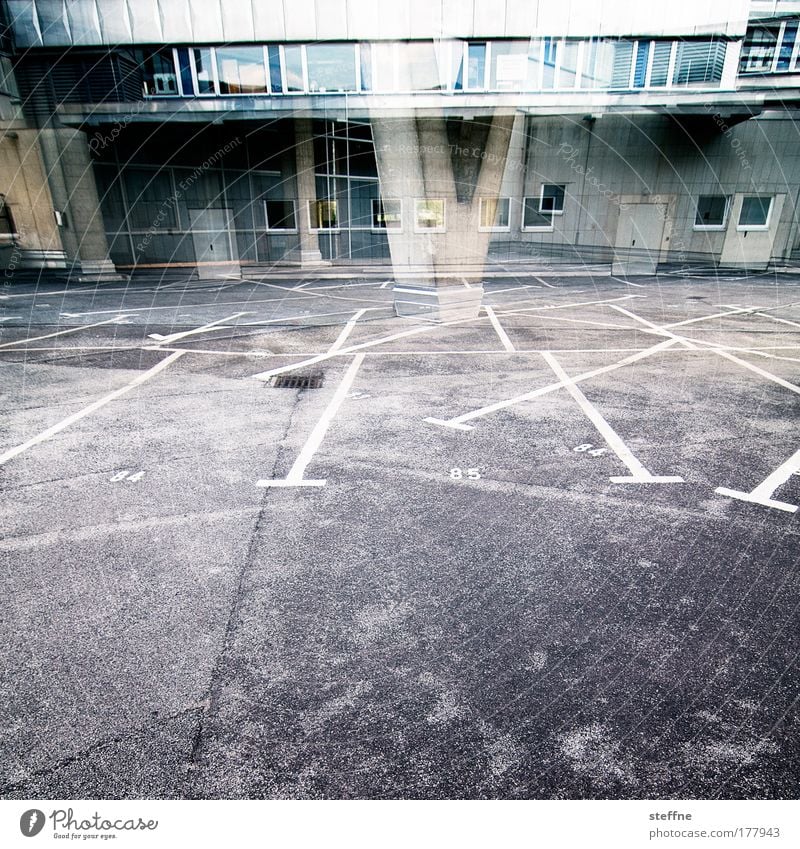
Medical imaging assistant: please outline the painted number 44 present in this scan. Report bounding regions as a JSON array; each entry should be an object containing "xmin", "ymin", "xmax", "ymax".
[
  {"xmin": 110, "ymin": 470, "xmax": 145, "ymax": 482},
  {"xmin": 450, "ymin": 468, "xmax": 481, "ymax": 480},
  {"xmin": 573, "ymin": 443, "xmax": 608, "ymax": 457}
]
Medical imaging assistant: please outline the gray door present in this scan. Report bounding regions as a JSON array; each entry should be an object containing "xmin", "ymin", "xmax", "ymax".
[
  {"xmin": 613, "ymin": 203, "xmax": 666, "ymax": 275},
  {"xmin": 189, "ymin": 208, "xmax": 233, "ymax": 263}
]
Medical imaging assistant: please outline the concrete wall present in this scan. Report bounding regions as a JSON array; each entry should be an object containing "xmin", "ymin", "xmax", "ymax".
[{"xmin": 5, "ymin": 0, "xmax": 750, "ymax": 47}]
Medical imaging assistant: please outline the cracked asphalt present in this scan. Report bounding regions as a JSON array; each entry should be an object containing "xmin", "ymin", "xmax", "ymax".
[{"xmin": 1, "ymin": 269, "xmax": 799, "ymax": 799}]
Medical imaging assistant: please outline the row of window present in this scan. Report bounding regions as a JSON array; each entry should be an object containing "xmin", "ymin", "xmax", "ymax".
[
  {"xmin": 136, "ymin": 36, "xmax": 728, "ymax": 99},
  {"xmin": 266, "ymin": 192, "xmax": 774, "ymax": 234},
  {"xmin": 739, "ymin": 19, "xmax": 800, "ymax": 74}
]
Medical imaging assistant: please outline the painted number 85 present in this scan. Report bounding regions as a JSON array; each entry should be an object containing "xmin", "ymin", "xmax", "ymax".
[{"xmin": 450, "ymin": 468, "xmax": 481, "ymax": 480}]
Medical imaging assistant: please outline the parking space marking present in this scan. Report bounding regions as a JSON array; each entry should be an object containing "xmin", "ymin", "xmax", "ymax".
[
  {"xmin": 0, "ymin": 351, "xmax": 185, "ymax": 466},
  {"xmin": 716, "ymin": 447, "xmax": 800, "ymax": 513},
  {"xmin": 711, "ymin": 349, "xmax": 800, "ymax": 396},
  {"xmin": 542, "ymin": 352, "xmax": 683, "ymax": 484},
  {"xmin": 327, "ymin": 309, "xmax": 368, "ymax": 354},
  {"xmin": 148, "ymin": 312, "xmax": 252, "ymax": 344},
  {"xmin": 484, "ymin": 306, "xmax": 515, "ymax": 351},
  {"xmin": 425, "ymin": 338, "xmax": 678, "ymax": 431},
  {"xmin": 754, "ymin": 313, "xmax": 800, "ymax": 331},
  {"xmin": 256, "ymin": 353, "xmax": 366, "ymax": 488},
  {"xmin": 0, "ymin": 316, "xmax": 127, "ymax": 349},
  {"xmin": 493, "ymin": 310, "xmax": 631, "ymax": 331},
  {"xmin": 608, "ymin": 304, "xmax": 697, "ymax": 348}
]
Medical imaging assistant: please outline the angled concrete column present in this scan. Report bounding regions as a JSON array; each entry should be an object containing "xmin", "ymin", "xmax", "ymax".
[
  {"xmin": 372, "ymin": 112, "xmax": 514, "ymax": 321},
  {"xmin": 292, "ymin": 118, "xmax": 326, "ymax": 267},
  {"xmin": 37, "ymin": 127, "xmax": 123, "ymax": 280}
]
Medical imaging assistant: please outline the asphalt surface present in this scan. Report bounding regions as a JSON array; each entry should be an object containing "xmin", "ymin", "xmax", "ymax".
[{"xmin": 1, "ymin": 269, "xmax": 799, "ymax": 799}]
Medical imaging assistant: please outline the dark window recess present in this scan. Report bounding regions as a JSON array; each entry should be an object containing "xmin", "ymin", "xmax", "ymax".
[
  {"xmin": 271, "ymin": 373, "xmax": 324, "ymax": 389},
  {"xmin": 0, "ymin": 195, "xmax": 15, "ymax": 235}
]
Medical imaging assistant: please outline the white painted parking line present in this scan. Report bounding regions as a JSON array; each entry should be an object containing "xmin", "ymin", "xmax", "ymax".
[
  {"xmin": 716, "ymin": 448, "xmax": 800, "ymax": 513},
  {"xmin": 256, "ymin": 353, "xmax": 365, "ymax": 488},
  {"xmin": 0, "ymin": 351, "xmax": 185, "ymax": 466},
  {"xmin": 711, "ymin": 349, "xmax": 800, "ymax": 396},
  {"xmin": 495, "ymin": 294, "xmax": 642, "ymax": 316},
  {"xmin": 607, "ymin": 304, "xmax": 697, "ymax": 348},
  {"xmin": 533, "ymin": 277, "xmax": 558, "ymax": 289},
  {"xmin": 148, "ymin": 312, "xmax": 252, "ymax": 344},
  {"xmin": 542, "ymin": 352, "xmax": 683, "ymax": 484},
  {"xmin": 484, "ymin": 306, "xmax": 515, "ymax": 351},
  {"xmin": 610, "ymin": 276, "xmax": 645, "ymax": 288},
  {"xmin": 327, "ymin": 309, "xmax": 368, "ymax": 354},
  {"xmin": 424, "ymin": 338, "xmax": 678, "ymax": 431},
  {"xmin": 754, "ymin": 312, "xmax": 800, "ymax": 330},
  {"xmin": 0, "ymin": 316, "xmax": 127, "ymax": 349}
]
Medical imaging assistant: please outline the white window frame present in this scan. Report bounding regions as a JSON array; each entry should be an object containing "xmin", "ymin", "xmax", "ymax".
[
  {"xmin": 280, "ymin": 44, "xmax": 307, "ymax": 94},
  {"xmin": 371, "ymin": 198, "xmax": 403, "ymax": 233},
  {"xmin": 540, "ymin": 183, "xmax": 566, "ymax": 215},
  {"xmin": 736, "ymin": 195, "xmax": 773, "ymax": 231},
  {"xmin": 414, "ymin": 198, "xmax": 446, "ymax": 233},
  {"xmin": 214, "ymin": 45, "xmax": 270, "ymax": 97},
  {"xmin": 692, "ymin": 195, "xmax": 730, "ymax": 231},
  {"xmin": 189, "ymin": 46, "xmax": 219, "ymax": 97},
  {"xmin": 522, "ymin": 196, "xmax": 555, "ymax": 232},
  {"xmin": 478, "ymin": 197, "xmax": 511, "ymax": 232},
  {"xmin": 264, "ymin": 199, "xmax": 298, "ymax": 233},
  {"xmin": 463, "ymin": 41, "xmax": 490, "ymax": 91}
]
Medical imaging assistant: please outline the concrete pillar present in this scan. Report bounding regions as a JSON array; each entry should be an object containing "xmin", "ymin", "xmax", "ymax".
[
  {"xmin": 292, "ymin": 118, "xmax": 326, "ymax": 266},
  {"xmin": 372, "ymin": 112, "xmax": 514, "ymax": 321},
  {"xmin": 37, "ymin": 127, "xmax": 123, "ymax": 280},
  {"xmin": 0, "ymin": 128, "xmax": 67, "ymax": 272}
]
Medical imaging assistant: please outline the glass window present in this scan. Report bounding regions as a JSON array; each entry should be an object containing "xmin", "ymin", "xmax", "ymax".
[
  {"xmin": 372, "ymin": 42, "xmax": 396, "ymax": 91},
  {"xmin": 176, "ymin": 48, "xmax": 193, "ymax": 96},
  {"xmin": 415, "ymin": 199, "xmax": 445, "ymax": 231},
  {"xmin": 0, "ymin": 195, "xmax": 16, "ymax": 235},
  {"xmin": 739, "ymin": 25, "xmax": 780, "ymax": 74},
  {"xmin": 359, "ymin": 43, "xmax": 373, "ymax": 91},
  {"xmin": 284, "ymin": 45, "xmax": 305, "ymax": 92},
  {"xmin": 372, "ymin": 199, "xmax": 402, "ymax": 229},
  {"xmin": 490, "ymin": 41, "xmax": 529, "ymax": 90},
  {"xmin": 541, "ymin": 184, "xmax": 566, "ymax": 214},
  {"xmin": 649, "ymin": 42, "xmax": 672, "ymax": 87},
  {"xmin": 694, "ymin": 195, "xmax": 729, "ymax": 228},
  {"xmin": 582, "ymin": 39, "xmax": 615, "ymax": 88},
  {"xmin": 610, "ymin": 41, "xmax": 634, "ymax": 88},
  {"xmin": 192, "ymin": 48, "xmax": 216, "ymax": 94},
  {"xmin": 542, "ymin": 37, "xmax": 557, "ymax": 88},
  {"xmin": 479, "ymin": 198, "xmax": 510, "ymax": 230},
  {"xmin": 467, "ymin": 43, "xmax": 487, "ymax": 89},
  {"xmin": 633, "ymin": 41, "xmax": 650, "ymax": 88},
  {"xmin": 777, "ymin": 22, "xmax": 798, "ymax": 71},
  {"xmin": 738, "ymin": 196, "xmax": 772, "ymax": 228},
  {"xmin": 265, "ymin": 200, "xmax": 297, "ymax": 231},
  {"xmin": 216, "ymin": 47, "xmax": 268, "ymax": 95},
  {"xmin": 267, "ymin": 46, "xmax": 282, "ymax": 92},
  {"xmin": 306, "ymin": 43, "xmax": 356, "ymax": 92},
  {"xmin": 557, "ymin": 41, "xmax": 580, "ymax": 89},
  {"xmin": 136, "ymin": 48, "xmax": 178, "ymax": 96},
  {"xmin": 523, "ymin": 197, "xmax": 552, "ymax": 229},
  {"xmin": 674, "ymin": 39, "xmax": 726, "ymax": 85},
  {"xmin": 310, "ymin": 200, "xmax": 338, "ymax": 229}
]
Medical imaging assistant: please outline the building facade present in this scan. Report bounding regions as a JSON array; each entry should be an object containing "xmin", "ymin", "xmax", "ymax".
[{"xmin": 2, "ymin": 0, "xmax": 800, "ymax": 309}]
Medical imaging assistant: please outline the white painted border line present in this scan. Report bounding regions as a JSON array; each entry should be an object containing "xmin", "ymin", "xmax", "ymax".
[
  {"xmin": 0, "ymin": 351, "xmax": 185, "ymax": 466},
  {"xmin": 327, "ymin": 309, "xmax": 367, "ymax": 354},
  {"xmin": 712, "ymin": 350, "xmax": 800, "ymax": 396},
  {"xmin": 425, "ymin": 339, "xmax": 678, "ymax": 431},
  {"xmin": 715, "ymin": 447, "xmax": 800, "ymax": 512},
  {"xmin": 256, "ymin": 353, "xmax": 366, "ymax": 488},
  {"xmin": 607, "ymin": 304, "xmax": 697, "ymax": 349},
  {"xmin": 541, "ymin": 351, "xmax": 683, "ymax": 484},
  {"xmin": 0, "ymin": 316, "xmax": 126, "ymax": 349},
  {"xmin": 484, "ymin": 306, "xmax": 516, "ymax": 352},
  {"xmin": 148, "ymin": 312, "xmax": 252, "ymax": 344}
]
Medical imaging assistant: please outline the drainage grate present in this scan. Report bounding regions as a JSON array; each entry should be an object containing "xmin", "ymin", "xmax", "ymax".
[{"xmin": 271, "ymin": 373, "xmax": 324, "ymax": 390}]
